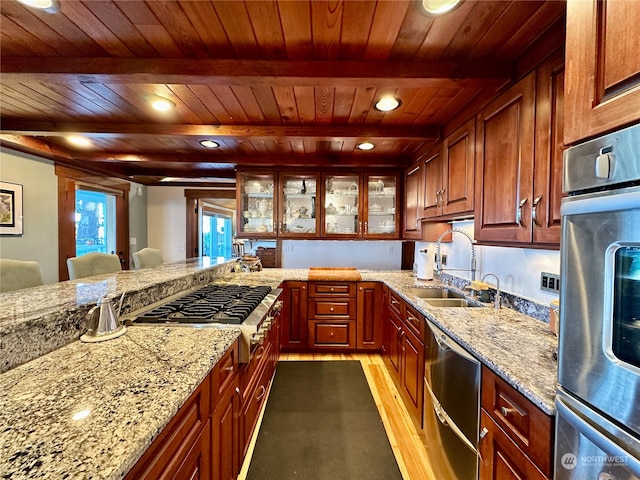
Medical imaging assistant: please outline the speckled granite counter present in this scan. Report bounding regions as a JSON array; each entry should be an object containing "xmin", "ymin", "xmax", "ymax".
[
  {"xmin": 0, "ymin": 265, "xmax": 557, "ymax": 479},
  {"xmin": 0, "ymin": 257, "xmax": 237, "ymax": 372},
  {"xmin": 218, "ymin": 268, "xmax": 558, "ymax": 414},
  {"xmin": 0, "ymin": 326, "xmax": 240, "ymax": 479}
]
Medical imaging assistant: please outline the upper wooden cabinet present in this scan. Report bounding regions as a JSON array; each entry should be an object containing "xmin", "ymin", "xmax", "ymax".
[
  {"xmin": 322, "ymin": 173, "xmax": 400, "ymax": 239},
  {"xmin": 475, "ymin": 52, "xmax": 564, "ymax": 248},
  {"xmin": 237, "ymin": 171, "xmax": 321, "ymax": 239},
  {"xmin": 237, "ymin": 170, "xmax": 399, "ymax": 239},
  {"xmin": 403, "ymin": 161, "xmax": 422, "ymax": 239},
  {"xmin": 475, "ymin": 72, "xmax": 537, "ymax": 245},
  {"xmin": 564, "ymin": 0, "xmax": 640, "ymax": 145},
  {"xmin": 422, "ymin": 118, "xmax": 475, "ymax": 220}
]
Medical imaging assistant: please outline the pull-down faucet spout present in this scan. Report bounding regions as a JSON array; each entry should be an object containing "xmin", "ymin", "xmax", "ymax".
[{"xmin": 435, "ymin": 228, "xmax": 477, "ymax": 281}]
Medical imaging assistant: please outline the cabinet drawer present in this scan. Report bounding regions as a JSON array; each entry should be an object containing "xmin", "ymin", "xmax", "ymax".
[
  {"xmin": 211, "ymin": 340, "xmax": 239, "ymax": 408},
  {"xmin": 404, "ymin": 303, "xmax": 425, "ymax": 339},
  {"xmin": 308, "ymin": 298, "xmax": 356, "ymax": 320},
  {"xmin": 481, "ymin": 366, "xmax": 553, "ymax": 477},
  {"xmin": 242, "ymin": 357, "xmax": 273, "ymax": 456},
  {"xmin": 479, "ymin": 410, "xmax": 547, "ymax": 480},
  {"xmin": 308, "ymin": 282, "xmax": 356, "ymax": 297},
  {"xmin": 388, "ymin": 290, "xmax": 404, "ymax": 318},
  {"xmin": 308, "ymin": 321, "xmax": 356, "ymax": 348},
  {"xmin": 241, "ymin": 341, "xmax": 271, "ymax": 405}
]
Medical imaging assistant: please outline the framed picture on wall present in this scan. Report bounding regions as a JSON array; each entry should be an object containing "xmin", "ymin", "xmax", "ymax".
[{"xmin": 0, "ymin": 181, "xmax": 23, "ymax": 235}]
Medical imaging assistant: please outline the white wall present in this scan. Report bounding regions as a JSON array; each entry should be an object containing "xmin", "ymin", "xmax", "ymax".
[
  {"xmin": 282, "ymin": 240, "xmax": 402, "ymax": 269},
  {"xmin": 0, "ymin": 148, "xmax": 59, "ymax": 284},
  {"xmin": 147, "ymin": 186, "xmax": 189, "ymax": 262},
  {"xmin": 416, "ymin": 220, "xmax": 560, "ymax": 304}
]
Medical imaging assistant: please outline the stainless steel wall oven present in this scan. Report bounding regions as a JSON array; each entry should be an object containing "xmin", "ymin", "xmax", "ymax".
[{"xmin": 556, "ymin": 122, "xmax": 640, "ymax": 479}]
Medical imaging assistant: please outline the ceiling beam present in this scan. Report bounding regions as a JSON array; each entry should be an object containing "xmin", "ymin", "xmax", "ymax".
[
  {"xmin": 0, "ymin": 120, "xmax": 439, "ymax": 141},
  {"xmin": 0, "ymin": 57, "xmax": 511, "ymax": 89}
]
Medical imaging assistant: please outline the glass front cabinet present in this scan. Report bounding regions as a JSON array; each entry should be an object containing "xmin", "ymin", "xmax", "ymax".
[
  {"xmin": 238, "ymin": 172, "xmax": 277, "ymax": 238},
  {"xmin": 237, "ymin": 171, "xmax": 399, "ymax": 239},
  {"xmin": 322, "ymin": 173, "xmax": 399, "ymax": 238}
]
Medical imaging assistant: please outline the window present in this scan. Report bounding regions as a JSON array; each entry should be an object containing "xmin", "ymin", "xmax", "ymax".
[
  {"xmin": 202, "ymin": 211, "xmax": 232, "ymax": 259},
  {"xmin": 75, "ymin": 189, "xmax": 117, "ymax": 257}
]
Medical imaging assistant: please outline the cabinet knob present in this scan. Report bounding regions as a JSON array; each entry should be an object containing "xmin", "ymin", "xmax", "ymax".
[{"xmin": 330, "ymin": 307, "xmax": 334, "ymax": 312}]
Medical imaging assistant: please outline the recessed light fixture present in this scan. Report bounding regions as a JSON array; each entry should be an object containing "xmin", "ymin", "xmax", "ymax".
[
  {"xmin": 144, "ymin": 94, "xmax": 176, "ymax": 112},
  {"xmin": 358, "ymin": 142, "xmax": 375, "ymax": 151},
  {"xmin": 67, "ymin": 136, "xmax": 92, "ymax": 148},
  {"xmin": 199, "ymin": 140, "xmax": 220, "ymax": 149},
  {"xmin": 374, "ymin": 96, "xmax": 401, "ymax": 112},
  {"xmin": 17, "ymin": 0, "xmax": 59, "ymax": 13},
  {"xmin": 421, "ymin": 0, "xmax": 463, "ymax": 16}
]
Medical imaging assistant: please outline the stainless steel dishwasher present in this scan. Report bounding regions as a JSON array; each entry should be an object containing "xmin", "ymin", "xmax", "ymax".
[{"xmin": 424, "ymin": 319, "xmax": 480, "ymax": 480}]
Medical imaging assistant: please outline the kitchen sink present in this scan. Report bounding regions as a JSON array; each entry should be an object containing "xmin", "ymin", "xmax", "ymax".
[
  {"xmin": 421, "ymin": 298, "xmax": 480, "ymax": 308},
  {"xmin": 407, "ymin": 287, "xmax": 465, "ymax": 299}
]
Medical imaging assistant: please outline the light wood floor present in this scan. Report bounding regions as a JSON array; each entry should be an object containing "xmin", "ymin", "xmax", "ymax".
[{"xmin": 238, "ymin": 353, "xmax": 436, "ymax": 480}]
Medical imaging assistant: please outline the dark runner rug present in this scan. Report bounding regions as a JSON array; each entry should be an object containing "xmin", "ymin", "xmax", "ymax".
[{"xmin": 246, "ymin": 361, "xmax": 403, "ymax": 480}]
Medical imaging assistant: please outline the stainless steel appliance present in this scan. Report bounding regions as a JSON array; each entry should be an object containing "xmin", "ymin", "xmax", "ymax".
[
  {"xmin": 424, "ymin": 319, "xmax": 480, "ymax": 480},
  {"xmin": 556, "ymin": 122, "xmax": 640, "ymax": 479},
  {"xmin": 125, "ymin": 284, "xmax": 282, "ymax": 363}
]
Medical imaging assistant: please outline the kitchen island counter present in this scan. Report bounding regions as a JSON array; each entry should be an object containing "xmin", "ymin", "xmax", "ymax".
[{"xmin": 0, "ymin": 325, "xmax": 240, "ymax": 480}]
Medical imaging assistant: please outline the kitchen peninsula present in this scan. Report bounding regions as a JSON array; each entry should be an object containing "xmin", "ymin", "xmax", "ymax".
[{"xmin": 0, "ymin": 260, "xmax": 558, "ymax": 479}]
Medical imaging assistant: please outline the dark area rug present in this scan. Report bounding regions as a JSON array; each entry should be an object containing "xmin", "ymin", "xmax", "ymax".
[{"xmin": 246, "ymin": 361, "xmax": 403, "ymax": 480}]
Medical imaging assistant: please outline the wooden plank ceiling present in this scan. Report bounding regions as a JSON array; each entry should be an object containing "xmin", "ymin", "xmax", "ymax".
[{"xmin": 0, "ymin": 0, "xmax": 565, "ymax": 185}]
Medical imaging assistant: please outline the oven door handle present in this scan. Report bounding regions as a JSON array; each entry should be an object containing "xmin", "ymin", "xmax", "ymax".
[
  {"xmin": 557, "ymin": 396, "xmax": 640, "ymax": 477},
  {"xmin": 561, "ymin": 189, "xmax": 640, "ymax": 216}
]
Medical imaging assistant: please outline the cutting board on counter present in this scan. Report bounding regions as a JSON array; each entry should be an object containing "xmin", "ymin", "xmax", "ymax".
[{"xmin": 307, "ymin": 267, "xmax": 362, "ymax": 281}]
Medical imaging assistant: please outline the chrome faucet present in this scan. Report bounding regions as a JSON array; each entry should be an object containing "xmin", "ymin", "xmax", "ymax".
[
  {"xmin": 435, "ymin": 228, "xmax": 477, "ymax": 281},
  {"xmin": 481, "ymin": 273, "xmax": 501, "ymax": 309}
]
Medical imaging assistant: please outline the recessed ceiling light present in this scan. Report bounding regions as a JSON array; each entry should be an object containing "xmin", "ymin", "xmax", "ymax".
[
  {"xmin": 374, "ymin": 96, "xmax": 401, "ymax": 112},
  {"xmin": 421, "ymin": 0, "xmax": 463, "ymax": 16},
  {"xmin": 199, "ymin": 140, "xmax": 220, "ymax": 148},
  {"xmin": 144, "ymin": 94, "xmax": 176, "ymax": 112},
  {"xmin": 67, "ymin": 136, "xmax": 92, "ymax": 148},
  {"xmin": 17, "ymin": 0, "xmax": 59, "ymax": 13},
  {"xmin": 358, "ymin": 142, "xmax": 375, "ymax": 151}
]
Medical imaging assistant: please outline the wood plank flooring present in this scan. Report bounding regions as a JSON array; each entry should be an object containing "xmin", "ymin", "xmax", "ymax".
[{"xmin": 238, "ymin": 353, "xmax": 436, "ymax": 480}]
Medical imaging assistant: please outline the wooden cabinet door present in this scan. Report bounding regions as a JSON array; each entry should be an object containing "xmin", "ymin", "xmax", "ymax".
[
  {"xmin": 175, "ymin": 420, "xmax": 212, "ymax": 480},
  {"xmin": 533, "ymin": 51, "xmax": 565, "ymax": 246},
  {"xmin": 475, "ymin": 73, "xmax": 536, "ymax": 244},
  {"xmin": 356, "ymin": 282, "xmax": 383, "ymax": 350},
  {"xmin": 403, "ymin": 161, "xmax": 422, "ymax": 239},
  {"xmin": 401, "ymin": 326, "xmax": 424, "ymax": 426},
  {"xmin": 564, "ymin": 0, "xmax": 640, "ymax": 145},
  {"xmin": 388, "ymin": 313, "xmax": 403, "ymax": 377},
  {"xmin": 212, "ymin": 376, "xmax": 240, "ymax": 480},
  {"xmin": 479, "ymin": 411, "xmax": 548, "ymax": 480},
  {"xmin": 421, "ymin": 148, "xmax": 443, "ymax": 218},
  {"xmin": 280, "ymin": 281, "xmax": 308, "ymax": 351},
  {"xmin": 443, "ymin": 118, "xmax": 475, "ymax": 216}
]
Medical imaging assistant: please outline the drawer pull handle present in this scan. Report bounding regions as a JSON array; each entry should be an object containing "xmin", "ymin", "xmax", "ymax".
[
  {"xmin": 256, "ymin": 385, "xmax": 266, "ymax": 401},
  {"xmin": 501, "ymin": 406, "xmax": 518, "ymax": 417},
  {"xmin": 222, "ymin": 365, "xmax": 234, "ymax": 373}
]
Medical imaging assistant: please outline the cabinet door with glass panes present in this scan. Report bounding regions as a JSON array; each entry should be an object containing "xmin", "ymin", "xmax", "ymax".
[
  {"xmin": 322, "ymin": 174, "xmax": 362, "ymax": 237},
  {"xmin": 279, "ymin": 173, "xmax": 320, "ymax": 238},
  {"xmin": 237, "ymin": 172, "xmax": 277, "ymax": 238},
  {"xmin": 364, "ymin": 174, "xmax": 399, "ymax": 238}
]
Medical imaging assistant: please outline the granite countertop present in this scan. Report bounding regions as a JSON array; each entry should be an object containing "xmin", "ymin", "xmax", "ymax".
[
  {"xmin": 0, "ymin": 326, "xmax": 240, "ymax": 479},
  {"xmin": 219, "ymin": 268, "xmax": 558, "ymax": 414},
  {"xmin": 0, "ymin": 264, "xmax": 558, "ymax": 479}
]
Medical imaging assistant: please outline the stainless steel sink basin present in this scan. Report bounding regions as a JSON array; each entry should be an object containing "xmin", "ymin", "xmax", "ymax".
[
  {"xmin": 408, "ymin": 287, "xmax": 465, "ymax": 299},
  {"xmin": 421, "ymin": 298, "xmax": 480, "ymax": 308}
]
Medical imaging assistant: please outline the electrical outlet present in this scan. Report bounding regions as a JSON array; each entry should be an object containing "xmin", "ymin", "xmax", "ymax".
[
  {"xmin": 540, "ymin": 272, "xmax": 560, "ymax": 293},
  {"xmin": 441, "ymin": 254, "xmax": 447, "ymax": 266}
]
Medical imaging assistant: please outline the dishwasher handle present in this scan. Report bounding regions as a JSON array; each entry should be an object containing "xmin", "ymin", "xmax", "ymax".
[
  {"xmin": 428, "ymin": 319, "xmax": 479, "ymax": 365},
  {"xmin": 425, "ymin": 379, "xmax": 480, "ymax": 458}
]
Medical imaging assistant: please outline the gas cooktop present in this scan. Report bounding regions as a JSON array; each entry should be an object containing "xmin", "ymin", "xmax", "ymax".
[{"xmin": 133, "ymin": 284, "xmax": 272, "ymax": 325}]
